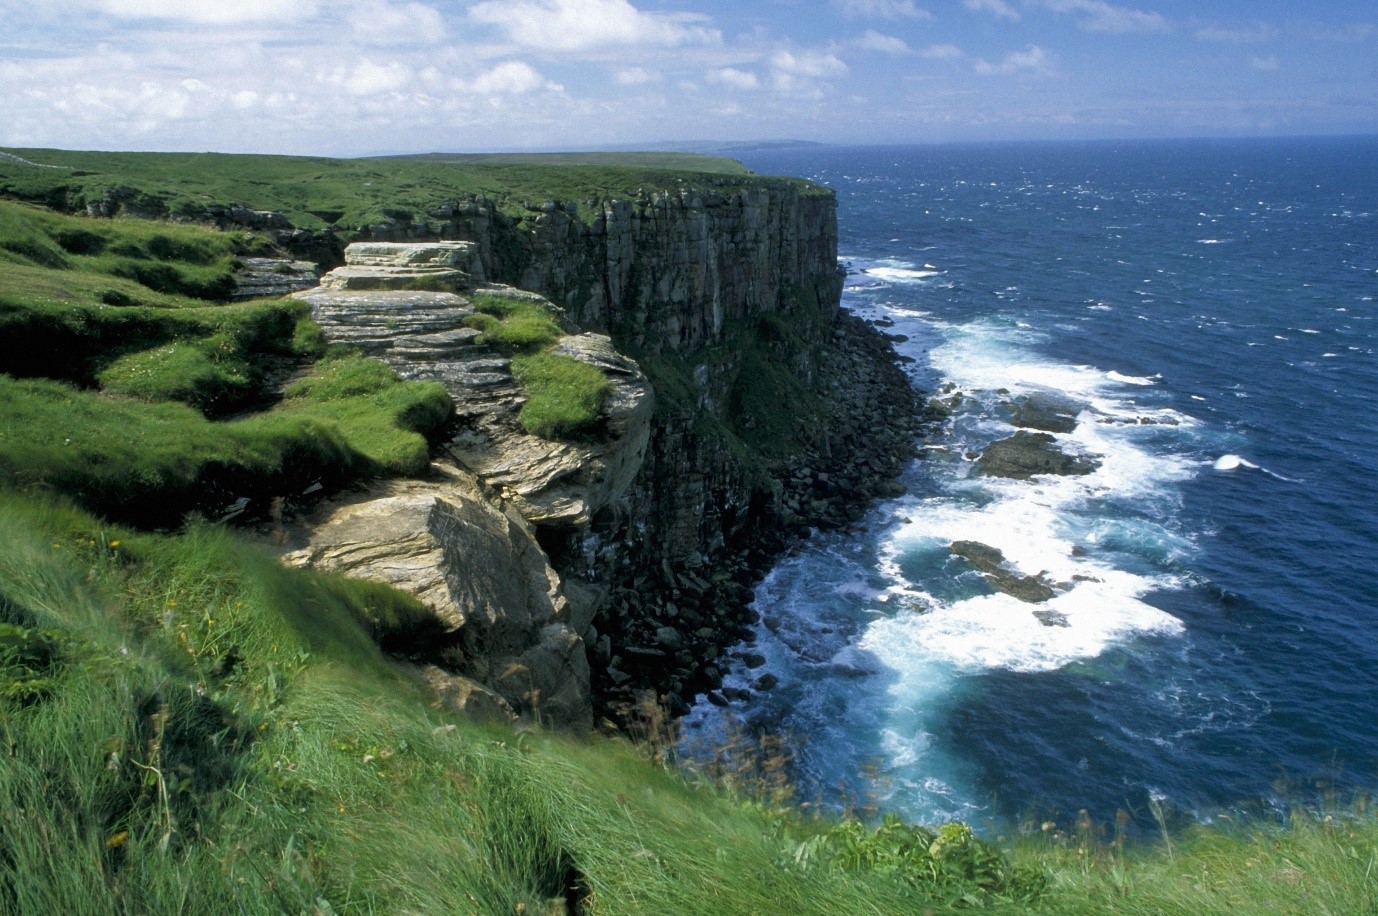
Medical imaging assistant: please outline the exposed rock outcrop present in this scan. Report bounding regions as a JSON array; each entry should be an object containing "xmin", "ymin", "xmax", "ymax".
[
  {"xmin": 318, "ymin": 241, "xmax": 481, "ymax": 292},
  {"xmin": 283, "ymin": 465, "xmax": 591, "ymax": 731},
  {"xmin": 291, "ymin": 183, "xmax": 920, "ymax": 727},
  {"xmin": 975, "ymin": 430, "xmax": 1100, "ymax": 479},
  {"xmin": 950, "ymin": 540, "xmax": 1059, "ymax": 605},
  {"xmin": 1005, "ymin": 391, "xmax": 1085, "ymax": 434},
  {"xmin": 231, "ymin": 257, "xmax": 319, "ymax": 301}
]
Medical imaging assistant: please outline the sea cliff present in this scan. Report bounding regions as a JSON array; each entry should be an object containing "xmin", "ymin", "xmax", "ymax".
[{"xmin": 0, "ymin": 149, "xmax": 923, "ymax": 729}]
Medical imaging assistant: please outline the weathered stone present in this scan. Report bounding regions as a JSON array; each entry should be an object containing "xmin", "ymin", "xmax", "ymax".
[
  {"xmin": 282, "ymin": 465, "xmax": 590, "ymax": 730},
  {"xmin": 232, "ymin": 257, "xmax": 319, "ymax": 300},
  {"xmin": 312, "ymin": 241, "xmax": 482, "ymax": 292},
  {"xmin": 406, "ymin": 663, "xmax": 516, "ymax": 724},
  {"xmin": 975, "ymin": 431, "xmax": 1100, "ymax": 479}
]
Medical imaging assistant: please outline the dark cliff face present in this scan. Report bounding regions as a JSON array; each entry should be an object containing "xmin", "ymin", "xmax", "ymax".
[
  {"xmin": 436, "ymin": 183, "xmax": 842, "ymax": 354},
  {"xmin": 441, "ymin": 184, "xmax": 844, "ymax": 553}
]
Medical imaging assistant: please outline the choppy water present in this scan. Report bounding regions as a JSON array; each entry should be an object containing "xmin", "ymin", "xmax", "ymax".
[{"xmin": 682, "ymin": 137, "xmax": 1378, "ymax": 830}]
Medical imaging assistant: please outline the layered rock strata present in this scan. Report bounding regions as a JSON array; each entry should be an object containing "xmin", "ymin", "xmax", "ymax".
[{"xmin": 285, "ymin": 242, "xmax": 653, "ymax": 729}]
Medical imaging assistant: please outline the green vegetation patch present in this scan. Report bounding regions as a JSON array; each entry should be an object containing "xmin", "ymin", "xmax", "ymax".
[
  {"xmin": 463, "ymin": 292, "xmax": 564, "ymax": 355},
  {"xmin": 0, "ymin": 359, "xmax": 449, "ymax": 526},
  {"xmin": 0, "ymin": 146, "xmax": 825, "ymax": 235},
  {"xmin": 511, "ymin": 353, "xmax": 611, "ymax": 440},
  {"xmin": 0, "ymin": 198, "xmax": 253, "ymax": 302}
]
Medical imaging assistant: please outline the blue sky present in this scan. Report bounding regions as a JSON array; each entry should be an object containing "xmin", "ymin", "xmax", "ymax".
[{"xmin": 0, "ymin": 0, "xmax": 1374, "ymax": 155}]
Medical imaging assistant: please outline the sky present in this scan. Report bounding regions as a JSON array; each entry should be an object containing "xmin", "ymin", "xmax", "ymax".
[{"xmin": 0, "ymin": 0, "xmax": 1375, "ymax": 155}]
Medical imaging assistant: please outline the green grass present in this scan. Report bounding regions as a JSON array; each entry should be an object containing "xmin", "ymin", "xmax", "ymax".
[
  {"xmin": 0, "ymin": 198, "xmax": 256, "ymax": 301},
  {"xmin": 459, "ymin": 292, "xmax": 610, "ymax": 439},
  {"xmin": 463, "ymin": 292, "xmax": 565, "ymax": 356},
  {"xmin": 5, "ymin": 492, "xmax": 1375, "ymax": 914},
  {"xmin": 0, "ymin": 494, "xmax": 985, "ymax": 914},
  {"xmin": 0, "ymin": 360, "xmax": 450, "ymax": 526},
  {"xmin": 511, "ymin": 353, "xmax": 612, "ymax": 440}
]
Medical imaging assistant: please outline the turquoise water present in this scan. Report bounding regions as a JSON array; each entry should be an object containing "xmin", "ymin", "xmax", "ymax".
[{"xmin": 682, "ymin": 137, "xmax": 1378, "ymax": 830}]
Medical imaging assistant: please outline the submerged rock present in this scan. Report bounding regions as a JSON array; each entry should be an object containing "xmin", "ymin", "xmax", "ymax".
[{"xmin": 975, "ymin": 430, "xmax": 1100, "ymax": 479}]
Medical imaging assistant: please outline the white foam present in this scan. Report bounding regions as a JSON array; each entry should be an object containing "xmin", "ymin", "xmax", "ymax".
[
  {"xmin": 1106, "ymin": 370, "xmax": 1158, "ymax": 386},
  {"xmin": 1212, "ymin": 454, "xmax": 1300, "ymax": 482},
  {"xmin": 863, "ymin": 267, "xmax": 943, "ymax": 282},
  {"xmin": 1213, "ymin": 454, "xmax": 1258, "ymax": 471},
  {"xmin": 861, "ymin": 575, "xmax": 1182, "ymax": 675},
  {"xmin": 1197, "ymin": 238, "xmax": 1224, "ymax": 244}
]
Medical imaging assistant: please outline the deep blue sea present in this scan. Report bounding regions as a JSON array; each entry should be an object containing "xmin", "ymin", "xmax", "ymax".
[{"xmin": 682, "ymin": 137, "xmax": 1378, "ymax": 832}]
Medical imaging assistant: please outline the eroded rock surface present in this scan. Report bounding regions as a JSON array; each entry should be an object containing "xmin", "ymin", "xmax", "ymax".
[
  {"xmin": 317, "ymin": 240, "xmax": 481, "ymax": 292},
  {"xmin": 231, "ymin": 257, "xmax": 319, "ymax": 301}
]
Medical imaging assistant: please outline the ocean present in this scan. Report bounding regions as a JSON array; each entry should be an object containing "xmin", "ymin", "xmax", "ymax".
[{"xmin": 681, "ymin": 137, "xmax": 1378, "ymax": 832}]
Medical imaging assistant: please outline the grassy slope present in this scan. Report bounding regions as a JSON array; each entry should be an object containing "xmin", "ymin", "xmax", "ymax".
[
  {"xmin": 1, "ymin": 149, "xmax": 1375, "ymax": 913},
  {"xmin": 0, "ymin": 197, "xmax": 450, "ymax": 526}
]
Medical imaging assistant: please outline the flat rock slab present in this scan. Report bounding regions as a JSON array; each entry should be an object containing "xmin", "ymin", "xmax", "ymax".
[{"xmin": 318, "ymin": 265, "xmax": 470, "ymax": 292}]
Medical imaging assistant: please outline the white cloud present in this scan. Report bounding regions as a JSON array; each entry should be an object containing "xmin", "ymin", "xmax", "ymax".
[
  {"xmin": 348, "ymin": 1, "xmax": 447, "ymax": 46},
  {"xmin": 614, "ymin": 67, "xmax": 656, "ymax": 86},
  {"xmin": 1034, "ymin": 0, "xmax": 1168, "ymax": 34},
  {"xmin": 854, "ymin": 30, "xmax": 910, "ymax": 55},
  {"xmin": 340, "ymin": 59, "xmax": 411, "ymax": 95},
  {"xmin": 467, "ymin": 0, "xmax": 719, "ymax": 52},
  {"xmin": 974, "ymin": 44, "xmax": 1051, "ymax": 75},
  {"xmin": 832, "ymin": 0, "xmax": 932, "ymax": 20},
  {"xmin": 921, "ymin": 43, "xmax": 964, "ymax": 60},
  {"xmin": 1251, "ymin": 56, "xmax": 1279, "ymax": 71},
  {"xmin": 963, "ymin": 0, "xmax": 1019, "ymax": 21},
  {"xmin": 770, "ymin": 49, "xmax": 849, "ymax": 94},
  {"xmin": 1303, "ymin": 22, "xmax": 1376, "ymax": 44},
  {"xmin": 230, "ymin": 90, "xmax": 259, "ymax": 109},
  {"xmin": 89, "ymin": 0, "xmax": 317, "ymax": 24},
  {"xmin": 709, "ymin": 67, "xmax": 760, "ymax": 90},
  {"xmin": 461, "ymin": 60, "xmax": 560, "ymax": 94}
]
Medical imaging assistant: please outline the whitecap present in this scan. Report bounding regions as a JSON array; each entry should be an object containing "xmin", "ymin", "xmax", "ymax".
[
  {"xmin": 1106, "ymin": 370, "xmax": 1158, "ymax": 386},
  {"xmin": 1212, "ymin": 454, "xmax": 1258, "ymax": 471},
  {"xmin": 1212, "ymin": 454, "xmax": 1299, "ymax": 482},
  {"xmin": 863, "ymin": 266, "xmax": 943, "ymax": 282}
]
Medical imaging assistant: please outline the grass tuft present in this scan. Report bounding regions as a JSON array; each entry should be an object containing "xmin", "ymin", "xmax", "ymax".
[{"xmin": 511, "ymin": 352, "xmax": 611, "ymax": 439}]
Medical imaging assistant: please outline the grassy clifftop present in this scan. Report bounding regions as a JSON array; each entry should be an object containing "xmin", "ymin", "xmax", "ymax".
[
  {"xmin": 1, "ymin": 149, "xmax": 1375, "ymax": 913},
  {"xmin": 0, "ymin": 147, "xmax": 818, "ymax": 235}
]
